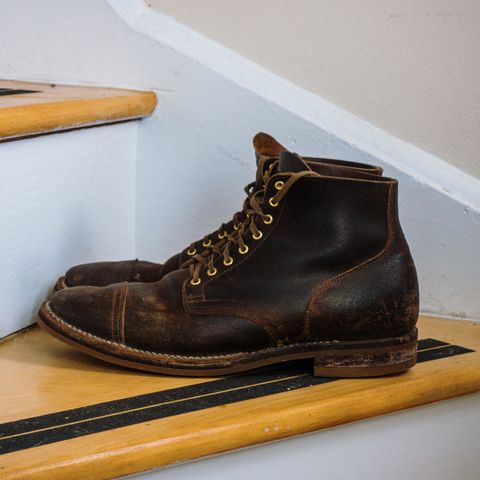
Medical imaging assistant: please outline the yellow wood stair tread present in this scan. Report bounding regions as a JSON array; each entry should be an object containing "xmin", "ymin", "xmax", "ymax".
[
  {"xmin": 0, "ymin": 80, "xmax": 156, "ymax": 140},
  {"xmin": 0, "ymin": 316, "xmax": 479, "ymax": 479}
]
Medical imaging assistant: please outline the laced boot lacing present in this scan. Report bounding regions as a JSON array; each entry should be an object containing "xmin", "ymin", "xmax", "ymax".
[
  {"xmin": 185, "ymin": 156, "xmax": 279, "ymax": 256},
  {"xmin": 187, "ymin": 170, "xmax": 315, "ymax": 285}
]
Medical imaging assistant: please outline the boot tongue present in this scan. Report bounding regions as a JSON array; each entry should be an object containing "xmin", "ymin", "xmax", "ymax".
[{"xmin": 278, "ymin": 151, "xmax": 312, "ymax": 173}]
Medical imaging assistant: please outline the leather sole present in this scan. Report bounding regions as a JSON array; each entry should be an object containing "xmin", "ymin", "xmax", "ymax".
[{"xmin": 37, "ymin": 301, "xmax": 417, "ymax": 378}]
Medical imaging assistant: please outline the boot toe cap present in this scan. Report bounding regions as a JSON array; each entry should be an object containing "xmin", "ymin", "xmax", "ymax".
[{"xmin": 49, "ymin": 284, "xmax": 126, "ymax": 341}]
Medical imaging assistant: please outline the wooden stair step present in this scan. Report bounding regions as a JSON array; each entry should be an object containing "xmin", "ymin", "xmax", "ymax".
[
  {"xmin": 0, "ymin": 80, "xmax": 156, "ymax": 140},
  {"xmin": 0, "ymin": 316, "xmax": 479, "ymax": 479}
]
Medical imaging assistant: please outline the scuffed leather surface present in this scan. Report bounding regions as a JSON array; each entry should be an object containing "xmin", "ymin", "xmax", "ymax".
[
  {"xmin": 52, "ymin": 269, "xmax": 275, "ymax": 356},
  {"xmin": 50, "ymin": 283, "xmax": 128, "ymax": 342},
  {"xmin": 185, "ymin": 174, "xmax": 391, "ymax": 345},
  {"xmin": 123, "ymin": 270, "xmax": 274, "ymax": 355},
  {"xmin": 306, "ymin": 182, "xmax": 419, "ymax": 340},
  {"xmin": 306, "ymin": 244, "xmax": 419, "ymax": 340},
  {"xmin": 48, "ymin": 152, "xmax": 418, "ymax": 361}
]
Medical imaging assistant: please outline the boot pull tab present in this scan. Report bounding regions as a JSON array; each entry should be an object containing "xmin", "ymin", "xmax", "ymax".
[{"xmin": 252, "ymin": 132, "xmax": 287, "ymax": 158}]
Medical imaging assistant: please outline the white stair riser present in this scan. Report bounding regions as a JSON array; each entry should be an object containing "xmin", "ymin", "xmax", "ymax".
[{"xmin": 0, "ymin": 123, "xmax": 137, "ymax": 337}]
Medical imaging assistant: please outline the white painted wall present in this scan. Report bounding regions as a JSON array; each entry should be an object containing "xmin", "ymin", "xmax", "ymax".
[
  {"xmin": 129, "ymin": 392, "xmax": 480, "ymax": 480},
  {"xmin": 0, "ymin": 0, "xmax": 478, "ymax": 320},
  {"xmin": 148, "ymin": 0, "xmax": 480, "ymax": 181},
  {"xmin": 0, "ymin": 124, "xmax": 137, "ymax": 337}
]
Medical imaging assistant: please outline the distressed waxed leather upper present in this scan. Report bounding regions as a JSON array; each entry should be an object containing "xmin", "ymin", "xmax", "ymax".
[{"xmin": 49, "ymin": 151, "xmax": 418, "ymax": 357}]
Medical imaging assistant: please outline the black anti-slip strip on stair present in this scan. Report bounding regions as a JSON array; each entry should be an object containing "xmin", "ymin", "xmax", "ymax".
[
  {"xmin": 0, "ymin": 338, "xmax": 474, "ymax": 455},
  {"xmin": 416, "ymin": 344, "xmax": 471, "ymax": 362},
  {"xmin": 0, "ymin": 88, "xmax": 39, "ymax": 96},
  {"xmin": 416, "ymin": 338, "xmax": 449, "ymax": 349}
]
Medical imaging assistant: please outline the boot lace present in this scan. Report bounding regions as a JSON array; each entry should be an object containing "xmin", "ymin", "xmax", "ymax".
[
  {"xmin": 185, "ymin": 156, "xmax": 279, "ymax": 255},
  {"xmin": 186, "ymin": 170, "xmax": 314, "ymax": 285}
]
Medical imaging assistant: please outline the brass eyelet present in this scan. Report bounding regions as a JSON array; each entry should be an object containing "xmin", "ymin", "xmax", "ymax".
[
  {"xmin": 252, "ymin": 230, "xmax": 263, "ymax": 240},
  {"xmin": 263, "ymin": 214, "xmax": 273, "ymax": 224},
  {"xmin": 233, "ymin": 223, "xmax": 241, "ymax": 231},
  {"xmin": 187, "ymin": 248, "xmax": 196, "ymax": 256},
  {"xmin": 275, "ymin": 181, "xmax": 285, "ymax": 190},
  {"xmin": 191, "ymin": 278, "xmax": 201, "ymax": 286},
  {"xmin": 269, "ymin": 197, "xmax": 279, "ymax": 208},
  {"xmin": 207, "ymin": 267, "xmax": 217, "ymax": 277},
  {"xmin": 239, "ymin": 245, "xmax": 249, "ymax": 254},
  {"xmin": 218, "ymin": 231, "xmax": 227, "ymax": 239},
  {"xmin": 202, "ymin": 239, "xmax": 212, "ymax": 247},
  {"xmin": 223, "ymin": 257, "xmax": 233, "ymax": 266}
]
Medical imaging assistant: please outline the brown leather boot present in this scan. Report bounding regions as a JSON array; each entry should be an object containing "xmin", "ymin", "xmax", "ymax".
[
  {"xmin": 54, "ymin": 133, "xmax": 383, "ymax": 291},
  {"xmin": 39, "ymin": 151, "xmax": 418, "ymax": 378}
]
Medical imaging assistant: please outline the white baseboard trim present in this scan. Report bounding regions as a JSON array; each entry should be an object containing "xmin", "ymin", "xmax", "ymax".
[{"xmin": 0, "ymin": 123, "xmax": 137, "ymax": 337}]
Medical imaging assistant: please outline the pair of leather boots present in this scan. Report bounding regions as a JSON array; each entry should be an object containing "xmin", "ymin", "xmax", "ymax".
[{"xmin": 38, "ymin": 133, "xmax": 419, "ymax": 378}]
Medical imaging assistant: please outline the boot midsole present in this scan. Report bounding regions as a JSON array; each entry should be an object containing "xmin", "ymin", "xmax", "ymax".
[{"xmin": 38, "ymin": 301, "xmax": 417, "ymax": 377}]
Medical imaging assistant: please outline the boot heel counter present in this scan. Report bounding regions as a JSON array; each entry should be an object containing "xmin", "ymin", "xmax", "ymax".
[
  {"xmin": 306, "ymin": 183, "xmax": 419, "ymax": 341},
  {"xmin": 306, "ymin": 242, "xmax": 419, "ymax": 340}
]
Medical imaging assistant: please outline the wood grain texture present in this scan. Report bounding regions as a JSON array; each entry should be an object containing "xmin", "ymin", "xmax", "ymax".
[
  {"xmin": 0, "ymin": 316, "xmax": 479, "ymax": 479},
  {"xmin": 0, "ymin": 80, "xmax": 156, "ymax": 139}
]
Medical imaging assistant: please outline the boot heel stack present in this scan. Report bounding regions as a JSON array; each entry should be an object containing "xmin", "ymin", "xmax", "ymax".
[{"xmin": 312, "ymin": 329, "xmax": 418, "ymax": 378}]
